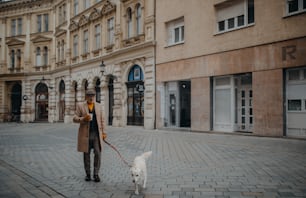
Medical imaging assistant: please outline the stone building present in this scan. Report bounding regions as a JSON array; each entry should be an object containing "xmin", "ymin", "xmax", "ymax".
[
  {"xmin": 0, "ymin": 0, "xmax": 155, "ymax": 129},
  {"xmin": 155, "ymin": 0, "xmax": 306, "ymax": 138},
  {"xmin": 1, "ymin": 0, "xmax": 306, "ymax": 139}
]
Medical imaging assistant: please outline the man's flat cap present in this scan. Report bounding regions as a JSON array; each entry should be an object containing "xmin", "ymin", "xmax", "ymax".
[{"xmin": 85, "ymin": 89, "xmax": 96, "ymax": 95}]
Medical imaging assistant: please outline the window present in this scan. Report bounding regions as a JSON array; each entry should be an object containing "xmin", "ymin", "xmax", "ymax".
[
  {"xmin": 136, "ymin": 4, "xmax": 142, "ymax": 35},
  {"xmin": 286, "ymin": 0, "xmax": 306, "ymax": 15},
  {"xmin": 74, "ymin": 0, "xmax": 79, "ymax": 16},
  {"xmin": 288, "ymin": 70, "xmax": 300, "ymax": 80},
  {"xmin": 11, "ymin": 50, "xmax": 15, "ymax": 68},
  {"xmin": 73, "ymin": 35, "xmax": 78, "ymax": 57},
  {"xmin": 84, "ymin": 0, "xmax": 90, "ymax": 9},
  {"xmin": 17, "ymin": 49, "xmax": 21, "ymax": 68},
  {"xmin": 37, "ymin": 15, "xmax": 42, "ymax": 32},
  {"xmin": 83, "ymin": 30, "xmax": 89, "ymax": 54},
  {"xmin": 167, "ymin": 17, "xmax": 184, "ymax": 46},
  {"xmin": 61, "ymin": 40, "xmax": 65, "ymax": 61},
  {"xmin": 288, "ymin": 99, "xmax": 302, "ymax": 111},
  {"xmin": 43, "ymin": 47, "xmax": 48, "ymax": 65},
  {"xmin": 94, "ymin": 25, "xmax": 101, "ymax": 50},
  {"xmin": 17, "ymin": 18, "xmax": 22, "ymax": 35},
  {"xmin": 11, "ymin": 19, "xmax": 16, "ymax": 36},
  {"xmin": 216, "ymin": 0, "xmax": 254, "ymax": 33},
  {"xmin": 127, "ymin": 8, "xmax": 133, "ymax": 38},
  {"xmin": 57, "ymin": 42, "xmax": 60, "ymax": 62},
  {"xmin": 36, "ymin": 47, "xmax": 42, "ymax": 66},
  {"xmin": 44, "ymin": 14, "xmax": 49, "ymax": 32},
  {"xmin": 107, "ymin": 17, "xmax": 114, "ymax": 45}
]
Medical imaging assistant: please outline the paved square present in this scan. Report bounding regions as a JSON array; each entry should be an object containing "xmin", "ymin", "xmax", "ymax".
[{"xmin": 0, "ymin": 123, "xmax": 306, "ymax": 198}]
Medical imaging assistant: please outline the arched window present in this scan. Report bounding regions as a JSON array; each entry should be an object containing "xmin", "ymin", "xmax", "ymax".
[
  {"xmin": 43, "ymin": 46, "xmax": 48, "ymax": 66},
  {"xmin": 136, "ymin": 4, "xmax": 142, "ymax": 35},
  {"xmin": 128, "ymin": 65, "xmax": 143, "ymax": 81},
  {"xmin": 17, "ymin": 49, "xmax": 21, "ymax": 68},
  {"xmin": 127, "ymin": 7, "xmax": 132, "ymax": 38},
  {"xmin": 127, "ymin": 65, "xmax": 144, "ymax": 126},
  {"xmin": 61, "ymin": 40, "xmax": 65, "ymax": 61},
  {"xmin": 11, "ymin": 50, "xmax": 15, "ymax": 68},
  {"xmin": 57, "ymin": 42, "xmax": 60, "ymax": 62},
  {"xmin": 36, "ymin": 47, "xmax": 41, "ymax": 66}
]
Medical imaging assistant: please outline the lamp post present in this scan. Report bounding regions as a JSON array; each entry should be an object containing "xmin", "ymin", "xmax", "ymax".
[{"xmin": 100, "ymin": 60, "xmax": 106, "ymax": 74}]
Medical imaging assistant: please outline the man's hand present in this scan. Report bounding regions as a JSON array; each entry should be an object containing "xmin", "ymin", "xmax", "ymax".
[
  {"xmin": 102, "ymin": 133, "xmax": 107, "ymax": 140},
  {"xmin": 83, "ymin": 114, "xmax": 91, "ymax": 122}
]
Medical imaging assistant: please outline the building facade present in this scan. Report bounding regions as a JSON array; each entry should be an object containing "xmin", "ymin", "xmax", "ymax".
[
  {"xmin": 0, "ymin": 0, "xmax": 155, "ymax": 129},
  {"xmin": 155, "ymin": 0, "xmax": 306, "ymax": 138},
  {"xmin": 1, "ymin": 0, "xmax": 306, "ymax": 139}
]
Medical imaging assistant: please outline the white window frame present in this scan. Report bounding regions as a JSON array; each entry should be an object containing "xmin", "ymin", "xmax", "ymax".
[
  {"xmin": 74, "ymin": 0, "xmax": 79, "ymax": 16},
  {"xmin": 94, "ymin": 24, "xmax": 101, "ymax": 50},
  {"xmin": 17, "ymin": 18, "xmax": 22, "ymax": 35},
  {"xmin": 11, "ymin": 19, "xmax": 16, "ymax": 36},
  {"xmin": 216, "ymin": 0, "xmax": 254, "ymax": 34},
  {"xmin": 107, "ymin": 17, "xmax": 114, "ymax": 45},
  {"xmin": 166, "ymin": 17, "xmax": 184, "ymax": 46},
  {"xmin": 37, "ymin": 15, "xmax": 42, "ymax": 32},
  {"xmin": 83, "ymin": 30, "xmax": 89, "ymax": 54},
  {"xmin": 127, "ymin": 8, "xmax": 133, "ymax": 38},
  {"xmin": 286, "ymin": 0, "xmax": 306, "ymax": 16},
  {"xmin": 73, "ymin": 35, "xmax": 78, "ymax": 57},
  {"xmin": 36, "ymin": 47, "xmax": 42, "ymax": 66},
  {"xmin": 136, "ymin": 4, "xmax": 142, "ymax": 35}
]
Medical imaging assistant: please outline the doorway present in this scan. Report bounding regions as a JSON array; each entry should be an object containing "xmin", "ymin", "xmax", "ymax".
[
  {"xmin": 126, "ymin": 65, "xmax": 144, "ymax": 126},
  {"xmin": 58, "ymin": 80, "xmax": 65, "ymax": 121},
  {"xmin": 235, "ymin": 74, "xmax": 253, "ymax": 132},
  {"xmin": 35, "ymin": 83, "xmax": 49, "ymax": 121},
  {"xmin": 11, "ymin": 83, "xmax": 22, "ymax": 122},
  {"xmin": 165, "ymin": 81, "xmax": 191, "ymax": 128},
  {"xmin": 108, "ymin": 78, "xmax": 114, "ymax": 125}
]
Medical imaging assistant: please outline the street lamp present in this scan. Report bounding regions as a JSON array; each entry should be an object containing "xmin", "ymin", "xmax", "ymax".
[
  {"xmin": 100, "ymin": 60, "xmax": 106, "ymax": 74},
  {"xmin": 40, "ymin": 76, "xmax": 53, "ymax": 89}
]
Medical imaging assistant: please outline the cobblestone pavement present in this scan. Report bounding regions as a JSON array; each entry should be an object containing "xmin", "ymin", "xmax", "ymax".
[{"xmin": 0, "ymin": 123, "xmax": 306, "ymax": 198}]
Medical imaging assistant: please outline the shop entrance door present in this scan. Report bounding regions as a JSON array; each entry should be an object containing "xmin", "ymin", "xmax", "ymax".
[
  {"xmin": 237, "ymin": 84, "xmax": 253, "ymax": 132},
  {"xmin": 35, "ymin": 83, "xmax": 49, "ymax": 121}
]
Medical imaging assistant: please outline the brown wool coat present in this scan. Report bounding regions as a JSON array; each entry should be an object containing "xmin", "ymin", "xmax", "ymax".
[{"xmin": 73, "ymin": 101, "xmax": 105, "ymax": 152}]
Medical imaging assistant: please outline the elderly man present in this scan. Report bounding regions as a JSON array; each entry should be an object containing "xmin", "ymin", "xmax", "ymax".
[{"xmin": 73, "ymin": 89, "xmax": 107, "ymax": 182}]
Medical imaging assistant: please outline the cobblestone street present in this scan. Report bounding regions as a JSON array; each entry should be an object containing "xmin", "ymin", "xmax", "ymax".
[{"xmin": 0, "ymin": 123, "xmax": 306, "ymax": 198}]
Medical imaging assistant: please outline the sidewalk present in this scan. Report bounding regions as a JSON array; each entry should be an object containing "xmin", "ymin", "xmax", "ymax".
[{"xmin": 0, "ymin": 123, "xmax": 306, "ymax": 198}]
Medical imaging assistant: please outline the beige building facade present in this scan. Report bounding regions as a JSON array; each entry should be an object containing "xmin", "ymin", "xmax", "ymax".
[
  {"xmin": 1, "ymin": 0, "xmax": 306, "ymax": 139},
  {"xmin": 0, "ymin": 0, "xmax": 155, "ymax": 129},
  {"xmin": 155, "ymin": 0, "xmax": 306, "ymax": 138}
]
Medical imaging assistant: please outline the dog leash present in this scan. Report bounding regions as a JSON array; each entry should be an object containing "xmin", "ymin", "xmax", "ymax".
[{"xmin": 103, "ymin": 139, "xmax": 132, "ymax": 167}]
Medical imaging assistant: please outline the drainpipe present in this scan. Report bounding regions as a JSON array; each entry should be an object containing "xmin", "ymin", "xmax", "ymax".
[{"xmin": 153, "ymin": 0, "xmax": 157, "ymax": 129}]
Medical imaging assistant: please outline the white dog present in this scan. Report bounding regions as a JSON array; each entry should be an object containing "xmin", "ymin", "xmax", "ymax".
[{"xmin": 130, "ymin": 151, "xmax": 152, "ymax": 195}]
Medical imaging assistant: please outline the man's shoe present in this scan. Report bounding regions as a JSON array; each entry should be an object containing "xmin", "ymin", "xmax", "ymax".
[
  {"xmin": 85, "ymin": 175, "xmax": 91, "ymax": 181},
  {"xmin": 93, "ymin": 175, "xmax": 100, "ymax": 182}
]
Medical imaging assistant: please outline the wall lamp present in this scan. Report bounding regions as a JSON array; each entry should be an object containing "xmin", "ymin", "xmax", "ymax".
[
  {"xmin": 100, "ymin": 60, "xmax": 106, "ymax": 74},
  {"xmin": 99, "ymin": 60, "xmax": 118, "ymax": 81},
  {"xmin": 40, "ymin": 76, "xmax": 54, "ymax": 89}
]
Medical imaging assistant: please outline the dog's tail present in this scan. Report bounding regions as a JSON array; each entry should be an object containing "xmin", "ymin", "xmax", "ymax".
[{"xmin": 141, "ymin": 151, "xmax": 152, "ymax": 160}]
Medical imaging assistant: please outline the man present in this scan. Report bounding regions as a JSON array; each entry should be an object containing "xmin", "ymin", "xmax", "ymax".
[{"xmin": 73, "ymin": 89, "xmax": 107, "ymax": 182}]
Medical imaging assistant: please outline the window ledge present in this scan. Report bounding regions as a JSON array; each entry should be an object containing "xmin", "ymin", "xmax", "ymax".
[
  {"xmin": 165, "ymin": 41, "xmax": 184, "ymax": 48},
  {"xmin": 214, "ymin": 23, "xmax": 255, "ymax": 36},
  {"xmin": 283, "ymin": 10, "xmax": 306, "ymax": 18}
]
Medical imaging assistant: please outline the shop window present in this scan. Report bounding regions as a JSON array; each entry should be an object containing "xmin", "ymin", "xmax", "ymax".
[
  {"xmin": 288, "ymin": 70, "xmax": 300, "ymax": 80},
  {"xmin": 288, "ymin": 99, "xmax": 302, "ymax": 111}
]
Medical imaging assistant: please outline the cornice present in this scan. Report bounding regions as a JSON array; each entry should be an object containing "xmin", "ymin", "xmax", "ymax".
[
  {"xmin": 6, "ymin": 38, "xmax": 25, "ymax": 46},
  {"xmin": 31, "ymin": 35, "xmax": 52, "ymax": 43}
]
